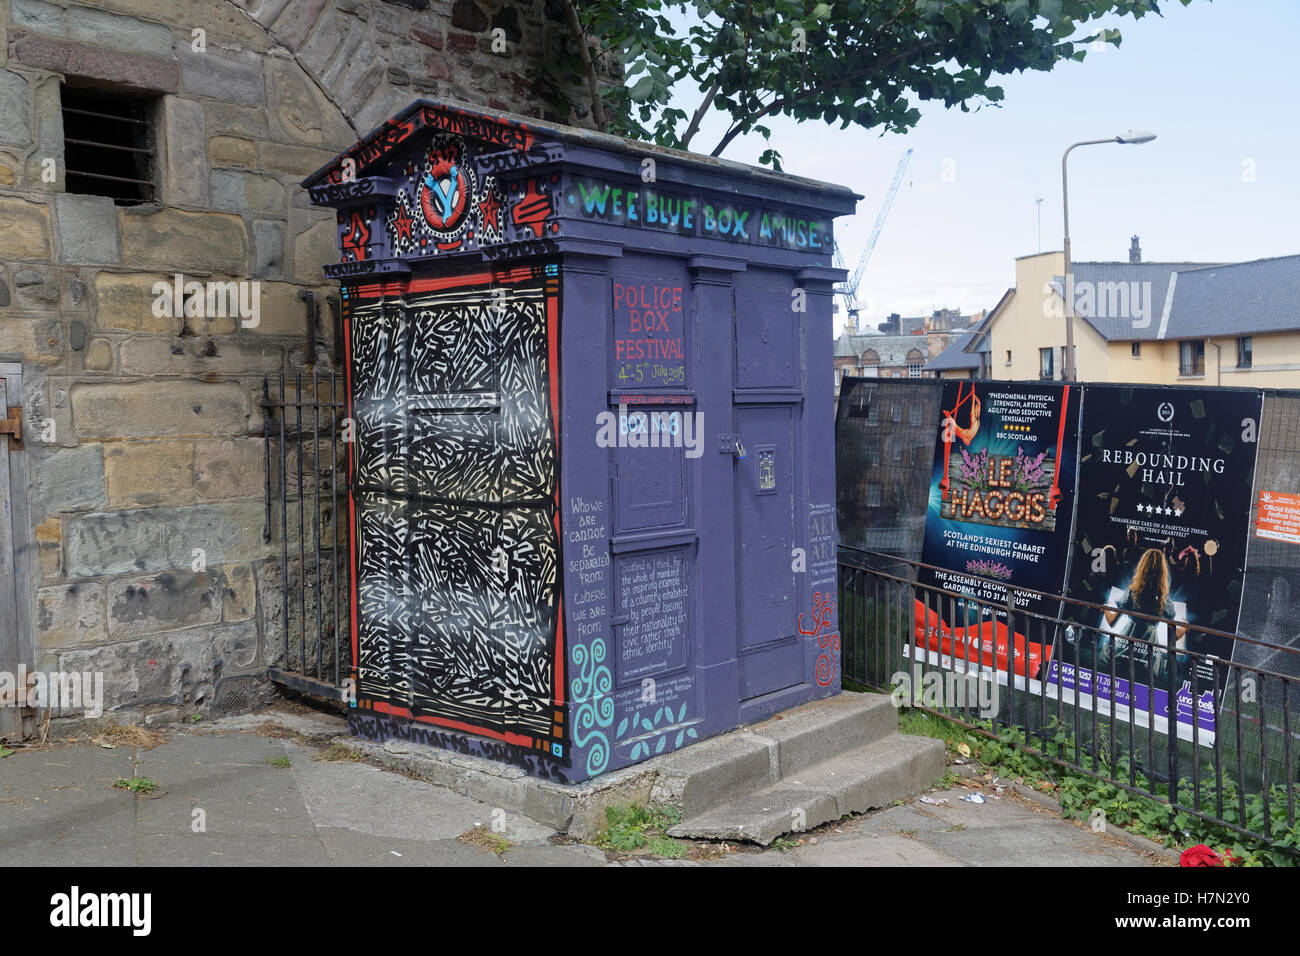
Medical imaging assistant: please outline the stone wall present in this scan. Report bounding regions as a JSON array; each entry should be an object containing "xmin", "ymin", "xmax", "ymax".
[{"xmin": 0, "ymin": 0, "xmax": 598, "ymax": 729}]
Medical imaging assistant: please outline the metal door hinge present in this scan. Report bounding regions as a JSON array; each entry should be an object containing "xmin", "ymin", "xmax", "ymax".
[{"xmin": 0, "ymin": 405, "xmax": 21, "ymax": 447}]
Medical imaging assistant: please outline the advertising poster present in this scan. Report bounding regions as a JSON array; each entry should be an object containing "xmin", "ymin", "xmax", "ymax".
[
  {"xmin": 915, "ymin": 381, "xmax": 1081, "ymax": 681},
  {"xmin": 1048, "ymin": 386, "xmax": 1263, "ymax": 739}
]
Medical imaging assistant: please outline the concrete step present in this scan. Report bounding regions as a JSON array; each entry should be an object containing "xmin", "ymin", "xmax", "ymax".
[
  {"xmin": 666, "ymin": 732, "xmax": 947, "ymax": 845},
  {"xmin": 746, "ymin": 691, "xmax": 900, "ymax": 778},
  {"xmin": 650, "ymin": 692, "xmax": 900, "ymax": 818}
]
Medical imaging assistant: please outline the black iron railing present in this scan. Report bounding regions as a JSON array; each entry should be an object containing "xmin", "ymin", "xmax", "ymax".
[
  {"xmin": 839, "ymin": 546, "xmax": 1300, "ymax": 852},
  {"xmin": 262, "ymin": 372, "xmax": 352, "ymax": 699}
]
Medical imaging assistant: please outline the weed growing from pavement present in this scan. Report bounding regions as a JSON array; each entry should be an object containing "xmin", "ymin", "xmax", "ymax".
[
  {"xmin": 268, "ymin": 756, "xmax": 291, "ymax": 769},
  {"xmin": 598, "ymin": 803, "xmax": 687, "ymax": 857},
  {"xmin": 113, "ymin": 776, "xmax": 157, "ymax": 794}
]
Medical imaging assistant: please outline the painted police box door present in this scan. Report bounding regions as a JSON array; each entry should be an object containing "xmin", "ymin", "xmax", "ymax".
[{"xmin": 348, "ymin": 263, "xmax": 566, "ymax": 750}]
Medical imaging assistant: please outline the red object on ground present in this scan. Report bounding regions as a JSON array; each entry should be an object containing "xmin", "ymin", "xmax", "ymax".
[{"xmin": 1179, "ymin": 844, "xmax": 1225, "ymax": 867}]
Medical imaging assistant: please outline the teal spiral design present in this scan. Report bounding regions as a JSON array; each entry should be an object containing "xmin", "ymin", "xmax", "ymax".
[{"xmin": 571, "ymin": 638, "xmax": 613, "ymax": 776}]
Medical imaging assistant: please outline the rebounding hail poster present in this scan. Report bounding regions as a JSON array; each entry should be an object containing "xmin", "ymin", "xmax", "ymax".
[
  {"xmin": 1048, "ymin": 385, "xmax": 1263, "ymax": 740},
  {"xmin": 916, "ymin": 381, "xmax": 1081, "ymax": 682}
]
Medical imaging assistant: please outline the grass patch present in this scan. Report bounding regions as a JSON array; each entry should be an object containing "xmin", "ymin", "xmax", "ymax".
[
  {"xmin": 0, "ymin": 747, "xmax": 13, "ymax": 758},
  {"xmin": 268, "ymin": 755, "xmax": 291, "ymax": 769},
  {"xmin": 460, "ymin": 825, "xmax": 513, "ymax": 856},
  {"xmin": 113, "ymin": 776, "xmax": 157, "ymax": 794},
  {"xmin": 597, "ymin": 803, "xmax": 687, "ymax": 857}
]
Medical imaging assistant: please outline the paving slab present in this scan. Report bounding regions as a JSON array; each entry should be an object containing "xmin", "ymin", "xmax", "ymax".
[
  {"xmin": 137, "ymin": 832, "xmax": 331, "ymax": 866},
  {"xmin": 316, "ymin": 828, "xmax": 503, "ymax": 866},
  {"xmin": 134, "ymin": 732, "xmax": 318, "ymax": 839},
  {"xmin": 0, "ymin": 745, "xmax": 138, "ymax": 865},
  {"xmin": 283, "ymin": 740, "xmax": 554, "ymax": 844},
  {"xmin": 790, "ymin": 828, "xmax": 967, "ymax": 866}
]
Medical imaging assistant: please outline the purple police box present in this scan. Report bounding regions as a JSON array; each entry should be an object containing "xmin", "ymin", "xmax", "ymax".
[{"xmin": 303, "ymin": 102, "xmax": 856, "ymax": 783}]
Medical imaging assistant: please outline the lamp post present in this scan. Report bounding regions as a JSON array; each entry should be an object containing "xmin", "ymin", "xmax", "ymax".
[{"xmin": 1061, "ymin": 131, "xmax": 1157, "ymax": 381}]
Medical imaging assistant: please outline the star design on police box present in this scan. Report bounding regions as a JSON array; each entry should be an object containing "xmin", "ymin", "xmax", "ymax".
[{"xmin": 393, "ymin": 203, "xmax": 414, "ymax": 244}]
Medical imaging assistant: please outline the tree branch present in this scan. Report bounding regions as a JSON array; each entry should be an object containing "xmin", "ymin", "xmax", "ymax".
[
  {"xmin": 708, "ymin": 39, "xmax": 939, "ymax": 157},
  {"xmin": 562, "ymin": 0, "xmax": 606, "ymax": 130},
  {"xmin": 680, "ymin": 77, "xmax": 721, "ymax": 149}
]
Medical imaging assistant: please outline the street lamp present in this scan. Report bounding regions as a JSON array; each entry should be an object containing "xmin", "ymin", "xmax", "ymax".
[{"xmin": 1061, "ymin": 131, "xmax": 1157, "ymax": 381}]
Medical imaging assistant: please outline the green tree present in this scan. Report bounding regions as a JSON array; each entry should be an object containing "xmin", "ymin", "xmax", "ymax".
[{"xmin": 544, "ymin": 0, "xmax": 1196, "ymax": 167}]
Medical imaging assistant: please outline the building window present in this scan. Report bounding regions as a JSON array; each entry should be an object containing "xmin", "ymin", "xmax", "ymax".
[
  {"xmin": 1180, "ymin": 340, "xmax": 1205, "ymax": 376},
  {"xmin": 1131, "ymin": 342, "xmax": 1141, "ymax": 358},
  {"xmin": 1039, "ymin": 347, "xmax": 1054, "ymax": 380},
  {"xmin": 1238, "ymin": 336, "xmax": 1253, "ymax": 368},
  {"xmin": 907, "ymin": 362, "xmax": 922, "ymax": 378},
  {"xmin": 1005, "ymin": 350, "xmax": 1012, "ymax": 365},
  {"xmin": 61, "ymin": 86, "xmax": 158, "ymax": 205}
]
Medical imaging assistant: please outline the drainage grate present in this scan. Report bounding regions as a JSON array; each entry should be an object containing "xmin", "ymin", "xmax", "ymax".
[{"xmin": 216, "ymin": 676, "xmax": 256, "ymax": 716}]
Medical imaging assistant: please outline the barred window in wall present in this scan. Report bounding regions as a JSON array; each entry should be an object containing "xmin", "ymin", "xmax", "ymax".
[
  {"xmin": 907, "ymin": 363, "xmax": 922, "ymax": 378},
  {"xmin": 61, "ymin": 85, "xmax": 159, "ymax": 204}
]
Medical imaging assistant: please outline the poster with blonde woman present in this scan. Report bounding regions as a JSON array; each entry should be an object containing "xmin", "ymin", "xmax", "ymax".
[{"xmin": 1050, "ymin": 385, "xmax": 1263, "ymax": 741}]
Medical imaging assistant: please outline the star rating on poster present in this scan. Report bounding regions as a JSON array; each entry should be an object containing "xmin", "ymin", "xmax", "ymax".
[{"xmin": 1137, "ymin": 503, "xmax": 1185, "ymax": 517}]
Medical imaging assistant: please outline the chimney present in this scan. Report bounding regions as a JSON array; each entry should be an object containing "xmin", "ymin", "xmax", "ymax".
[{"xmin": 1129, "ymin": 235, "xmax": 1142, "ymax": 263}]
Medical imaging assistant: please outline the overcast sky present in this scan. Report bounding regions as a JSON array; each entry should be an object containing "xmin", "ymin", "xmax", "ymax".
[{"xmin": 673, "ymin": 0, "xmax": 1300, "ymax": 334}]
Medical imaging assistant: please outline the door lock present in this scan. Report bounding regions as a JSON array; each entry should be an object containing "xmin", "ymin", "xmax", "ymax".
[{"xmin": 718, "ymin": 434, "xmax": 747, "ymax": 459}]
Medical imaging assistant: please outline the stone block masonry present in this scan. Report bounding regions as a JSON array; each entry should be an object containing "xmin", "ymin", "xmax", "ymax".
[{"xmin": 0, "ymin": 0, "xmax": 611, "ymax": 731}]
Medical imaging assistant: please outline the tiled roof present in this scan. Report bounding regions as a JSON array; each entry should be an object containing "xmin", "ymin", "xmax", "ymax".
[
  {"xmin": 833, "ymin": 333, "xmax": 933, "ymax": 366},
  {"xmin": 1164, "ymin": 255, "xmax": 1300, "ymax": 338},
  {"xmin": 925, "ymin": 331, "xmax": 982, "ymax": 370},
  {"xmin": 1045, "ymin": 256, "xmax": 1300, "ymax": 340},
  {"xmin": 1048, "ymin": 262, "xmax": 1216, "ymax": 341}
]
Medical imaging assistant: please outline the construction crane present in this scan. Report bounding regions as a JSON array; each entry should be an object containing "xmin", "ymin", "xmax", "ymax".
[{"xmin": 835, "ymin": 147, "xmax": 913, "ymax": 332}]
